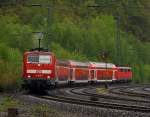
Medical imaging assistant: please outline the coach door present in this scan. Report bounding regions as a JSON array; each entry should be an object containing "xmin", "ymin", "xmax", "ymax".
[
  {"xmin": 70, "ymin": 68, "xmax": 75, "ymax": 81},
  {"xmin": 90, "ymin": 70, "xmax": 96, "ymax": 81}
]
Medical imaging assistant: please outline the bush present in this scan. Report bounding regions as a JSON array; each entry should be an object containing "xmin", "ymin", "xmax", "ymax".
[
  {"xmin": 0, "ymin": 43, "xmax": 22, "ymax": 91},
  {"xmin": 0, "ymin": 15, "xmax": 33, "ymax": 52},
  {"xmin": 50, "ymin": 42, "xmax": 88, "ymax": 61}
]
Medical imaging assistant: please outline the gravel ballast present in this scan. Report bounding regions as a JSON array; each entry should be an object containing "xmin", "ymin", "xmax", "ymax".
[{"xmin": 16, "ymin": 94, "xmax": 150, "ymax": 117}]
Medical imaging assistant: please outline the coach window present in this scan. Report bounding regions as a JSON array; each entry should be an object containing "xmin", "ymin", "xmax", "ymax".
[
  {"xmin": 124, "ymin": 69, "xmax": 127, "ymax": 72},
  {"xmin": 120, "ymin": 69, "xmax": 123, "ymax": 72}
]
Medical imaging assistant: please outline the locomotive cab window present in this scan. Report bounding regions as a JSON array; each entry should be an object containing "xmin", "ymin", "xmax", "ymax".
[
  {"xmin": 119, "ymin": 69, "xmax": 130, "ymax": 72},
  {"xmin": 128, "ymin": 69, "xmax": 131, "ymax": 72},
  {"xmin": 27, "ymin": 55, "xmax": 51, "ymax": 64}
]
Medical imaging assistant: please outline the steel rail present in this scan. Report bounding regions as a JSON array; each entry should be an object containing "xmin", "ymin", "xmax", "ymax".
[
  {"xmin": 38, "ymin": 94, "xmax": 150, "ymax": 113},
  {"xmin": 109, "ymin": 86, "xmax": 150, "ymax": 98},
  {"xmin": 69, "ymin": 87, "xmax": 150, "ymax": 103}
]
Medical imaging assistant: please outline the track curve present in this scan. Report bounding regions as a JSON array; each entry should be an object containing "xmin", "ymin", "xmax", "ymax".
[{"xmin": 33, "ymin": 84, "xmax": 150, "ymax": 113}]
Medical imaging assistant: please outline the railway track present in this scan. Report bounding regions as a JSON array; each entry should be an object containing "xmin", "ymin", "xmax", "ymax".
[
  {"xmin": 70, "ymin": 87, "xmax": 150, "ymax": 103},
  {"xmin": 109, "ymin": 85, "xmax": 150, "ymax": 98},
  {"xmin": 39, "ymin": 92, "xmax": 150, "ymax": 113},
  {"xmin": 27, "ymin": 84, "xmax": 150, "ymax": 113},
  {"xmin": 143, "ymin": 87, "xmax": 150, "ymax": 92}
]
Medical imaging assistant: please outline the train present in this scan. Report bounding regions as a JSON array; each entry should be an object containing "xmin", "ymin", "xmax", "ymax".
[{"xmin": 22, "ymin": 48, "xmax": 132, "ymax": 90}]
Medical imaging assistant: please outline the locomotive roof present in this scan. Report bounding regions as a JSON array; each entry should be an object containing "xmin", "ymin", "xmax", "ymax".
[
  {"xmin": 24, "ymin": 51, "xmax": 53, "ymax": 54},
  {"xmin": 89, "ymin": 62, "xmax": 116, "ymax": 68},
  {"xmin": 24, "ymin": 48, "xmax": 52, "ymax": 54},
  {"xmin": 118, "ymin": 67, "xmax": 131, "ymax": 69},
  {"xmin": 30, "ymin": 48, "xmax": 50, "ymax": 52}
]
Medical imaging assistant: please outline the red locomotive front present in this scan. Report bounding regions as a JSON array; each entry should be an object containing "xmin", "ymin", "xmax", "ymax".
[
  {"xmin": 22, "ymin": 48, "xmax": 56, "ymax": 90},
  {"xmin": 115, "ymin": 67, "xmax": 132, "ymax": 82}
]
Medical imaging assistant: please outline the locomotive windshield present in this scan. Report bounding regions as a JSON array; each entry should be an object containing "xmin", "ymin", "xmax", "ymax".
[
  {"xmin": 120, "ymin": 69, "xmax": 131, "ymax": 72},
  {"xmin": 28, "ymin": 55, "xmax": 51, "ymax": 64}
]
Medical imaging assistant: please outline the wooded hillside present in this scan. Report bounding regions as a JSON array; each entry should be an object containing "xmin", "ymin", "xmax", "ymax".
[{"xmin": 0, "ymin": 0, "xmax": 150, "ymax": 90}]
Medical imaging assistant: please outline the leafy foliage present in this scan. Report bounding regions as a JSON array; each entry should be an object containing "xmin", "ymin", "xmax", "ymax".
[
  {"xmin": 0, "ymin": 0, "xmax": 150, "ymax": 90},
  {"xmin": 0, "ymin": 15, "xmax": 33, "ymax": 52},
  {"xmin": 50, "ymin": 42, "xmax": 88, "ymax": 61},
  {"xmin": 0, "ymin": 43, "xmax": 22, "ymax": 91}
]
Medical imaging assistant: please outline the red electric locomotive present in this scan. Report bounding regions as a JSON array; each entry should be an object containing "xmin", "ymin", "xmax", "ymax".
[
  {"xmin": 115, "ymin": 67, "xmax": 132, "ymax": 82},
  {"xmin": 22, "ymin": 48, "xmax": 56, "ymax": 90}
]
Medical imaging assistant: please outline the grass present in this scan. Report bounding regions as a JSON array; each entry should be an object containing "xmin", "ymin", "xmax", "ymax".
[
  {"xmin": 30, "ymin": 104, "xmax": 61, "ymax": 117},
  {"xmin": 0, "ymin": 96, "xmax": 62, "ymax": 117},
  {"xmin": 96, "ymin": 87, "xmax": 108, "ymax": 94},
  {"xmin": 0, "ymin": 96, "xmax": 19, "ymax": 112},
  {"xmin": 0, "ymin": 95, "xmax": 72, "ymax": 117}
]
